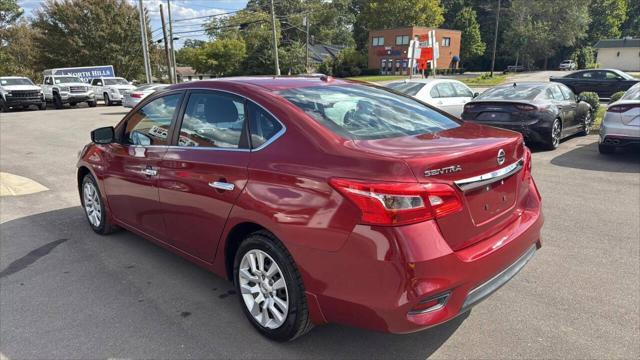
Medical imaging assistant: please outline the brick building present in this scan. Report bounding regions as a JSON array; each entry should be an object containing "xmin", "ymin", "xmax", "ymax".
[{"xmin": 367, "ymin": 26, "xmax": 462, "ymax": 75}]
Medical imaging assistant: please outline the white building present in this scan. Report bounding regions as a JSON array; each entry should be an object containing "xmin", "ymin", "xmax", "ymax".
[{"xmin": 594, "ymin": 38, "xmax": 640, "ymax": 72}]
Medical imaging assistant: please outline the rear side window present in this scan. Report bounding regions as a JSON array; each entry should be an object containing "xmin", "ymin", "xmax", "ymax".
[
  {"xmin": 248, "ymin": 102, "xmax": 283, "ymax": 148},
  {"xmin": 451, "ymin": 82, "xmax": 473, "ymax": 97},
  {"xmin": 177, "ymin": 92, "xmax": 247, "ymax": 149},
  {"xmin": 277, "ymin": 84, "xmax": 459, "ymax": 140},
  {"xmin": 125, "ymin": 94, "xmax": 182, "ymax": 146}
]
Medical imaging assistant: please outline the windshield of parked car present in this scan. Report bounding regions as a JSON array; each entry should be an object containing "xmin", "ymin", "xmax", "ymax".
[
  {"xmin": 387, "ymin": 82, "xmax": 426, "ymax": 96},
  {"xmin": 104, "ymin": 78, "xmax": 129, "ymax": 85},
  {"xmin": 476, "ymin": 84, "xmax": 543, "ymax": 101},
  {"xmin": 277, "ymin": 84, "xmax": 460, "ymax": 140},
  {"xmin": 621, "ymin": 86, "xmax": 640, "ymax": 100},
  {"xmin": 0, "ymin": 78, "xmax": 34, "ymax": 86},
  {"xmin": 54, "ymin": 76, "xmax": 82, "ymax": 84},
  {"xmin": 615, "ymin": 70, "xmax": 637, "ymax": 80}
]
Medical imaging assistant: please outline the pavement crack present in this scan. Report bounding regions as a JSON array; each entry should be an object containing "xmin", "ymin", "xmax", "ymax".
[{"xmin": 0, "ymin": 238, "xmax": 68, "ymax": 279}]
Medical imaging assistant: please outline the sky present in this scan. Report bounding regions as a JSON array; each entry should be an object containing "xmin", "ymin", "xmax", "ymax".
[{"xmin": 17, "ymin": 0, "xmax": 249, "ymax": 48}]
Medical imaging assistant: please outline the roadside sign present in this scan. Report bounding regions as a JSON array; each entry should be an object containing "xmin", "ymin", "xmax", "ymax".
[{"xmin": 46, "ymin": 65, "xmax": 115, "ymax": 82}]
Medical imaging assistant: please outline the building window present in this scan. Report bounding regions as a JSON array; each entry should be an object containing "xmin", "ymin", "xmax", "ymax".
[
  {"xmin": 395, "ymin": 35, "xmax": 409, "ymax": 45},
  {"xmin": 372, "ymin": 37, "xmax": 384, "ymax": 46},
  {"xmin": 442, "ymin": 37, "xmax": 451, "ymax": 47}
]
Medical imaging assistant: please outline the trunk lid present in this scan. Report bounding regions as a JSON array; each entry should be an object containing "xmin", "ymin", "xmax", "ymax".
[
  {"xmin": 353, "ymin": 122, "xmax": 526, "ymax": 250},
  {"xmin": 462, "ymin": 101, "xmax": 538, "ymax": 123}
]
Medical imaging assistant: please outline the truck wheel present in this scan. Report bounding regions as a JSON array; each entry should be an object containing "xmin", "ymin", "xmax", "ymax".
[
  {"xmin": 69, "ymin": 102, "xmax": 77, "ymax": 107},
  {"xmin": 0, "ymin": 99, "xmax": 9, "ymax": 112},
  {"xmin": 53, "ymin": 93, "xmax": 63, "ymax": 109},
  {"xmin": 88, "ymin": 100, "xmax": 97, "ymax": 107},
  {"xmin": 104, "ymin": 93, "xmax": 112, "ymax": 106},
  {"xmin": 39, "ymin": 102, "xmax": 47, "ymax": 110}
]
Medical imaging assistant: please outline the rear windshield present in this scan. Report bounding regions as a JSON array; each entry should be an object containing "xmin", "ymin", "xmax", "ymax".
[
  {"xmin": 621, "ymin": 86, "xmax": 640, "ymax": 100},
  {"xmin": 476, "ymin": 85, "xmax": 543, "ymax": 101},
  {"xmin": 277, "ymin": 84, "xmax": 459, "ymax": 140},
  {"xmin": 0, "ymin": 78, "xmax": 34, "ymax": 86},
  {"xmin": 387, "ymin": 82, "xmax": 426, "ymax": 96}
]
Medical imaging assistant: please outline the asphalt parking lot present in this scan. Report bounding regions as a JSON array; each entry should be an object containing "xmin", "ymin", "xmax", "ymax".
[{"xmin": 1, "ymin": 105, "xmax": 639, "ymax": 359}]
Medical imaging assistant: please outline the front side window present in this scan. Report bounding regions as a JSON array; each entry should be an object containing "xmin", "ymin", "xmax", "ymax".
[
  {"xmin": 558, "ymin": 85, "xmax": 576, "ymax": 101},
  {"xmin": 547, "ymin": 85, "xmax": 564, "ymax": 100},
  {"xmin": 125, "ymin": 94, "xmax": 182, "ymax": 146},
  {"xmin": 278, "ymin": 84, "xmax": 459, "ymax": 140},
  {"xmin": 177, "ymin": 92, "xmax": 246, "ymax": 148},
  {"xmin": 372, "ymin": 37, "xmax": 384, "ymax": 46},
  {"xmin": 248, "ymin": 102, "xmax": 283, "ymax": 148},
  {"xmin": 604, "ymin": 71, "xmax": 622, "ymax": 80},
  {"xmin": 434, "ymin": 83, "xmax": 456, "ymax": 98},
  {"xmin": 451, "ymin": 82, "xmax": 473, "ymax": 97}
]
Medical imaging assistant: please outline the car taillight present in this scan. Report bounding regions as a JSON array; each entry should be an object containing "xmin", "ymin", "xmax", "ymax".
[
  {"xmin": 523, "ymin": 147, "xmax": 532, "ymax": 181},
  {"xmin": 514, "ymin": 104, "xmax": 537, "ymax": 111},
  {"xmin": 607, "ymin": 104, "xmax": 638, "ymax": 113},
  {"xmin": 463, "ymin": 103, "xmax": 476, "ymax": 112},
  {"xmin": 329, "ymin": 178, "xmax": 462, "ymax": 226},
  {"xmin": 131, "ymin": 92, "xmax": 143, "ymax": 98}
]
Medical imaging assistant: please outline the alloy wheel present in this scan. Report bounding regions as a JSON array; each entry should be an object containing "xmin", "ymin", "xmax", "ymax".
[
  {"xmin": 83, "ymin": 182, "xmax": 102, "ymax": 227},
  {"xmin": 238, "ymin": 249, "xmax": 289, "ymax": 329},
  {"xmin": 552, "ymin": 120, "xmax": 561, "ymax": 147},
  {"xmin": 583, "ymin": 112, "xmax": 592, "ymax": 134}
]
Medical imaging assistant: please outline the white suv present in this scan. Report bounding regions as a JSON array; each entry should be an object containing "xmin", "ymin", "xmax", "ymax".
[
  {"xmin": 91, "ymin": 77, "xmax": 135, "ymax": 106},
  {"xmin": 0, "ymin": 76, "xmax": 46, "ymax": 112},
  {"xmin": 42, "ymin": 75, "xmax": 96, "ymax": 109},
  {"xmin": 559, "ymin": 60, "xmax": 577, "ymax": 71}
]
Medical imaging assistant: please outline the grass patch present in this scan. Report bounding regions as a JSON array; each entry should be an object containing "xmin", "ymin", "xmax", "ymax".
[
  {"xmin": 460, "ymin": 73, "xmax": 507, "ymax": 87},
  {"xmin": 591, "ymin": 107, "xmax": 606, "ymax": 132},
  {"xmin": 346, "ymin": 75, "xmax": 409, "ymax": 83}
]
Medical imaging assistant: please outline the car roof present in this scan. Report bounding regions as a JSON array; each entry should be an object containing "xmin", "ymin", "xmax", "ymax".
[
  {"xmin": 169, "ymin": 76, "xmax": 354, "ymax": 92},
  {"xmin": 0, "ymin": 76, "xmax": 29, "ymax": 79}
]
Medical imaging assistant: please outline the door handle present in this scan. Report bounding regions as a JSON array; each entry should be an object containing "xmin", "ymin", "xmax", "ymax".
[
  {"xmin": 209, "ymin": 181, "xmax": 235, "ymax": 191},
  {"xmin": 142, "ymin": 168, "xmax": 157, "ymax": 176}
]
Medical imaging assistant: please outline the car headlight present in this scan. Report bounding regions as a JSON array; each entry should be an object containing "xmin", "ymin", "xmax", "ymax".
[{"xmin": 6, "ymin": 91, "xmax": 12, "ymax": 97}]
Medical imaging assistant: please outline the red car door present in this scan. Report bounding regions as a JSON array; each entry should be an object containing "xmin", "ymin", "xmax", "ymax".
[
  {"xmin": 102, "ymin": 92, "xmax": 184, "ymax": 241},
  {"xmin": 158, "ymin": 90, "xmax": 250, "ymax": 262}
]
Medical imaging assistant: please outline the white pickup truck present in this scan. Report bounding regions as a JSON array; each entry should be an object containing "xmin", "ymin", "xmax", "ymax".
[
  {"xmin": 41, "ymin": 74, "xmax": 96, "ymax": 109},
  {"xmin": 90, "ymin": 77, "xmax": 135, "ymax": 106}
]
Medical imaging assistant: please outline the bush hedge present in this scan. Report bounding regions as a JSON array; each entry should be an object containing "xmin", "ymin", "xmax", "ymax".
[
  {"xmin": 609, "ymin": 91, "xmax": 625, "ymax": 103},
  {"xmin": 579, "ymin": 91, "xmax": 600, "ymax": 113}
]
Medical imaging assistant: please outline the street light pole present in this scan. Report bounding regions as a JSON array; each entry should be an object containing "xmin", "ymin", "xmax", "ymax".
[
  {"xmin": 160, "ymin": 4, "xmax": 172, "ymax": 83},
  {"xmin": 270, "ymin": 0, "xmax": 281, "ymax": 76},
  {"xmin": 490, "ymin": 0, "xmax": 501, "ymax": 77},
  {"xmin": 138, "ymin": 0, "xmax": 152, "ymax": 83},
  {"xmin": 304, "ymin": 16, "xmax": 310, "ymax": 72}
]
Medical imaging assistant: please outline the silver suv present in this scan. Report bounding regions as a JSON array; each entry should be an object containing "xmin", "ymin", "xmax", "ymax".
[
  {"xmin": 0, "ymin": 76, "xmax": 46, "ymax": 112},
  {"xmin": 559, "ymin": 60, "xmax": 577, "ymax": 71},
  {"xmin": 90, "ymin": 77, "xmax": 135, "ymax": 106},
  {"xmin": 42, "ymin": 74, "xmax": 96, "ymax": 109}
]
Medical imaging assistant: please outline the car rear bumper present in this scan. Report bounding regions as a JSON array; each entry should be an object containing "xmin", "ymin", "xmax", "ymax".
[
  {"xmin": 466, "ymin": 119, "xmax": 549, "ymax": 144},
  {"xmin": 301, "ymin": 180, "xmax": 543, "ymax": 333},
  {"xmin": 600, "ymin": 123, "xmax": 640, "ymax": 147}
]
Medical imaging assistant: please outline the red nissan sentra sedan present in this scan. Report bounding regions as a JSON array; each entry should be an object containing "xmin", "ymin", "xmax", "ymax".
[{"xmin": 77, "ymin": 76, "xmax": 543, "ymax": 341}]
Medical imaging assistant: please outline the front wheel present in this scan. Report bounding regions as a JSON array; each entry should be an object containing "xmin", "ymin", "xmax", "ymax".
[
  {"xmin": 104, "ymin": 93, "xmax": 112, "ymax": 106},
  {"xmin": 234, "ymin": 231, "xmax": 313, "ymax": 342},
  {"xmin": 0, "ymin": 99, "xmax": 9, "ymax": 112},
  {"xmin": 81, "ymin": 174, "xmax": 117, "ymax": 234},
  {"xmin": 53, "ymin": 93, "xmax": 63, "ymax": 109},
  {"xmin": 543, "ymin": 118, "xmax": 562, "ymax": 150}
]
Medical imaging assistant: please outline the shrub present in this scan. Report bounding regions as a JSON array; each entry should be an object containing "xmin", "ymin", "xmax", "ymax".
[
  {"xmin": 609, "ymin": 91, "xmax": 625, "ymax": 103},
  {"xmin": 579, "ymin": 91, "xmax": 599, "ymax": 113}
]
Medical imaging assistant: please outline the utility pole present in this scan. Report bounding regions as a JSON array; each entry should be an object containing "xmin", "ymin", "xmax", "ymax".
[
  {"xmin": 138, "ymin": 0, "xmax": 152, "ymax": 83},
  {"xmin": 304, "ymin": 16, "xmax": 310, "ymax": 72},
  {"xmin": 269, "ymin": 0, "xmax": 280, "ymax": 76},
  {"xmin": 490, "ymin": 0, "xmax": 501, "ymax": 77},
  {"xmin": 167, "ymin": 0, "xmax": 177, "ymax": 83},
  {"xmin": 160, "ymin": 4, "xmax": 172, "ymax": 83}
]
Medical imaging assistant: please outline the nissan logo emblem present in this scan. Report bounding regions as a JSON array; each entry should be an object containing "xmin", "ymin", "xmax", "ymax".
[{"xmin": 497, "ymin": 149, "xmax": 506, "ymax": 165}]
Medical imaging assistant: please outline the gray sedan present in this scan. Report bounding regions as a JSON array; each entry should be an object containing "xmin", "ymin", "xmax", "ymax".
[{"xmin": 122, "ymin": 84, "xmax": 169, "ymax": 108}]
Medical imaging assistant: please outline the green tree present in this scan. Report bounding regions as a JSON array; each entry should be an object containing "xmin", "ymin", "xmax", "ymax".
[
  {"xmin": 0, "ymin": 0, "xmax": 22, "ymax": 30},
  {"xmin": 31, "ymin": 0, "xmax": 152, "ymax": 81},
  {"xmin": 621, "ymin": 0, "xmax": 640, "ymax": 37},
  {"xmin": 451, "ymin": 7, "xmax": 485, "ymax": 63},
  {"xmin": 587, "ymin": 0, "xmax": 628, "ymax": 43},
  {"xmin": 0, "ymin": 20, "xmax": 38, "ymax": 78},
  {"xmin": 358, "ymin": 0, "xmax": 445, "ymax": 30},
  {"xmin": 189, "ymin": 38, "xmax": 247, "ymax": 76}
]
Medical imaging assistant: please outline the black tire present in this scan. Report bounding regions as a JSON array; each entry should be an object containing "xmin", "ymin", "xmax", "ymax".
[
  {"xmin": 87, "ymin": 100, "xmax": 97, "ymax": 107},
  {"xmin": 39, "ymin": 102, "xmax": 47, "ymax": 110},
  {"xmin": 69, "ymin": 102, "xmax": 77, "ymax": 107},
  {"xmin": 543, "ymin": 118, "xmax": 562, "ymax": 150},
  {"xmin": 81, "ymin": 173, "xmax": 117, "ymax": 235},
  {"xmin": 579, "ymin": 111, "xmax": 592, "ymax": 136},
  {"xmin": 598, "ymin": 144, "xmax": 615, "ymax": 154},
  {"xmin": 104, "ymin": 93, "xmax": 112, "ymax": 106},
  {"xmin": 53, "ymin": 93, "xmax": 63, "ymax": 109},
  {"xmin": 0, "ymin": 99, "xmax": 8, "ymax": 112},
  {"xmin": 233, "ymin": 231, "xmax": 313, "ymax": 342}
]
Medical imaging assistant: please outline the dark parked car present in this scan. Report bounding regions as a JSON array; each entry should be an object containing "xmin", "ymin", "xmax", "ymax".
[
  {"xmin": 461, "ymin": 82, "xmax": 592, "ymax": 149},
  {"xmin": 77, "ymin": 77, "xmax": 543, "ymax": 341},
  {"xmin": 550, "ymin": 69, "xmax": 639, "ymax": 99}
]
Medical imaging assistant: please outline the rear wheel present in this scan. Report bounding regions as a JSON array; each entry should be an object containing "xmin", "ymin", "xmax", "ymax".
[
  {"xmin": 81, "ymin": 174, "xmax": 117, "ymax": 235},
  {"xmin": 39, "ymin": 102, "xmax": 47, "ymax": 110},
  {"xmin": 598, "ymin": 144, "xmax": 615, "ymax": 154},
  {"xmin": 543, "ymin": 118, "xmax": 562, "ymax": 150},
  {"xmin": 579, "ymin": 111, "xmax": 592, "ymax": 136},
  {"xmin": 234, "ymin": 231, "xmax": 312, "ymax": 341},
  {"xmin": 69, "ymin": 102, "xmax": 77, "ymax": 107}
]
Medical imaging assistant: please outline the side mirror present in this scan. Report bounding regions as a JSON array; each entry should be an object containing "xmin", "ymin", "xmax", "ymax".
[
  {"xmin": 473, "ymin": 92, "xmax": 479, "ymax": 98},
  {"xmin": 91, "ymin": 126, "xmax": 115, "ymax": 144}
]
